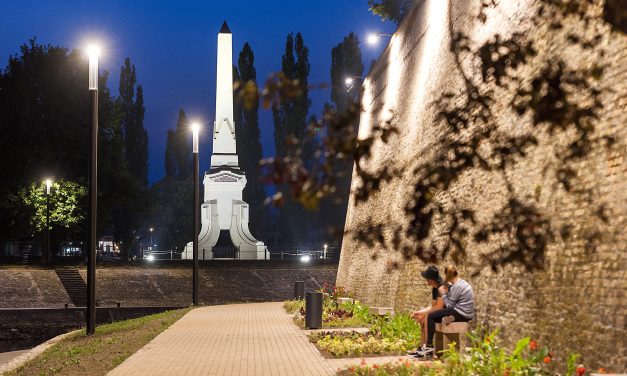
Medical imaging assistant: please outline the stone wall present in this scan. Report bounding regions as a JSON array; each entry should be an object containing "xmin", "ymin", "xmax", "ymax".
[
  {"xmin": 0, "ymin": 263, "xmax": 336, "ymax": 307},
  {"xmin": 337, "ymin": 0, "xmax": 625, "ymax": 371}
]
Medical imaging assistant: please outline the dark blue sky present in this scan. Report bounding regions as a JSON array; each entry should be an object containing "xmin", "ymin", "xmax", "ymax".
[{"xmin": 0, "ymin": 1, "xmax": 394, "ymax": 183}]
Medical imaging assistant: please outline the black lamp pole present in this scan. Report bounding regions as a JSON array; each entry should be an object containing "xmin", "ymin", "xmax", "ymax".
[
  {"xmin": 86, "ymin": 47, "xmax": 99, "ymax": 336},
  {"xmin": 45, "ymin": 179, "xmax": 51, "ymax": 266},
  {"xmin": 192, "ymin": 124, "xmax": 200, "ymax": 306}
]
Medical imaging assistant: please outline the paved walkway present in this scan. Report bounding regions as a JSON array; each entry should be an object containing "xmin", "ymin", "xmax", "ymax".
[
  {"xmin": 0, "ymin": 350, "xmax": 28, "ymax": 367},
  {"xmin": 109, "ymin": 302, "xmax": 423, "ymax": 376}
]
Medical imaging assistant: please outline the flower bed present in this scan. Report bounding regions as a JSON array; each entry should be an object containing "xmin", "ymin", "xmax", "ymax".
[
  {"xmin": 310, "ymin": 331, "xmax": 414, "ymax": 358},
  {"xmin": 337, "ymin": 331, "xmax": 596, "ymax": 376},
  {"xmin": 310, "ymin": 314, "xmax": 422, "ymax": 358},
  {"xmin": 283, "ymin": 284, "xmax": 373, "ymax": 328}
]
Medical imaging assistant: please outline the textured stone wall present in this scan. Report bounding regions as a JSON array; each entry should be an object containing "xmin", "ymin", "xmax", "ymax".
[
  {"xmin": 0, "ymin": 264, "xmax": 337, "ymax": 307},
  {"xmin": 337, "ymin": 0, "xmax": 625, "ymax": 371}
]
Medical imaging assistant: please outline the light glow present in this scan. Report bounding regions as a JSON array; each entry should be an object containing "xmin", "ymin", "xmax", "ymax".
[
  {"xmin": 345, "ymin": 77, "xmax": 354, "ymax": 86},
  {"xmin": 146, "ymin": 254, "xmax": 155, "ymax": 261},
  {"xmin": 86, "ymin": 45, "xmax": 100, "ymax": 91},
  {"xmin": 300, "ymin": 255, "xmax": 311, "ymax": 263},
  {"xmin": 191, "ymin": 122, "xmax": 200, "ymax": 153},
  {"xmin": 45, "ymin": 178, "xmax": 53, "ymax": 195},
  {"xmin": 367, "ymin": 34, "xmax": 379, "ymax": 45}
]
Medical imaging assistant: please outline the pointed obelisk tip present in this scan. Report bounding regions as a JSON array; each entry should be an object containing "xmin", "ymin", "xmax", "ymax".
[{"xmin": 219, "ymin": 21, "xmax": 231, "ymax": 34}]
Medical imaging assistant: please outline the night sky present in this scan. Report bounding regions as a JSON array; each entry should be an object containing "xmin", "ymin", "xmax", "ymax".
[{"xmin": 0, "ymin": 1, "xmax": 394, "ymax": 183}]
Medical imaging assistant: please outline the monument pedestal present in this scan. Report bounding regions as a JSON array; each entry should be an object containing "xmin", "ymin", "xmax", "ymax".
[{"xmin": 182, "ymin": 167, "xmax": 268, "ymax": 260}]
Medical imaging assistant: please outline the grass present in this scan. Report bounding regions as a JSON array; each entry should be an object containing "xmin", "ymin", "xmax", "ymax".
[{"xmin": 5, "ymin": 307, "xmax": 191, "ymax": 376}]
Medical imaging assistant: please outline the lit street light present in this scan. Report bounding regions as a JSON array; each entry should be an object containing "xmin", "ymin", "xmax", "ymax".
[
  {"xmin": 366, "ymin": 33, "xmax": 393, "ymax": 46},
  {"xmin": 86, "ymin": 44, "xmax": 100, "ymax": 336},
  {"xmin": 191, "ymin": 122, "xmax": 200, "ymax": 306},
  {"xmin": 44, "ymin": 178, "xmax": 53, "ymax": 266},
  {"xmin": 345, "ymin": 76, "xmax": 365, "ymax": 92}
]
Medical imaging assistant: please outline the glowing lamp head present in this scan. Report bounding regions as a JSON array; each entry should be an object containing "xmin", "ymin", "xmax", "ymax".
[
  {"xmin": 146, "ymin": 254, "xmax": 155, "ymax": 261},
  {"xmin": 345, "ymin": 77, "xmax": 354, "ymax": 86},
  {"xmin": 191, "ymin": 122, "xmax": 200, "ymax": 153},
  {"xmin": 149, "ymin": 227, "xmax": 154, "ymax": 232},
  {"xmin": 367, "ymin": 34, "xmax": 379, "ymax": 45},
  {"xmin": 86, "ymin": 45, "xmax": 101, "ymax": 60},
  {"xmin": 86, "ymin": 45, "xmax": 100, "ymax": 90},
  {"xmin": 45, "ymin": 178, "xmax": 53, "ymax": 194},
  {"xmin": 300, "ymin": 255, "xmax": 311, "ymax": 263}
]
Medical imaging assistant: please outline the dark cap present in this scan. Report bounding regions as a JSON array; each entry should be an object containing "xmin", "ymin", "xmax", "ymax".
[{"xmin": 421, "ymin": 265, "xmax": 442, "ymax": 283}]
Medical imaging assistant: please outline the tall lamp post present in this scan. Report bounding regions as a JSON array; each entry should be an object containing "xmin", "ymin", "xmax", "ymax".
[
  {"xmin": 45, "ymin": 178, "xmax": 53, "ymax": 266},
  {"xmin": 86, "ymin": 45, "xmax": 100, "ymax": 336},
  {"xmin": 191, "ymin": 122, "xmax": 200, "ymax": 306}
]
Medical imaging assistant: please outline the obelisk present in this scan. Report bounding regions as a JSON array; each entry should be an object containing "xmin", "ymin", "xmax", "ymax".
[
  {"xmin": 211, "ymin": 21, "xmax": 238, "ymax": 167},
  {"xmin": 182, "ymin": 22, "xmax": 268, "ymax": 260}
]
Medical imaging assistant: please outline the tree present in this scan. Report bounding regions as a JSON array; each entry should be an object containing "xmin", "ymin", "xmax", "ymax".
[
  {"xmin": 272, "ymin": 33, "xmax": 313, "ymax": 247},
  {"xmin": 236, "ymin": 43, "xmax": 265, "ymax": 235},
  {"xmin": 115, "ymin": 58, "xmax": 150, "ymax": 259},
  {"xmin": 172, "ymin": 109, "xmax": 192, "ymax": 179},
  {"xmin": 368, "ymin": 0, "xmax": 414, "ymax": 24},
  {"xmin": 331, "ymin": 33, "xmax": 364, "ymax": 112},
  {"xmin": 148, "ymin": 110, "xmax": 194, "ymax": 252},
  {"xmin": 0, "ymin": 39, "xmax": 130, "ymax": 246},
  {"xmin": 21, "ymin": 179, "xmax": 87, "ymax": 233},
  {"xmin": 315, "ymin": 33, "xmax": 366, "ymax": 243}
]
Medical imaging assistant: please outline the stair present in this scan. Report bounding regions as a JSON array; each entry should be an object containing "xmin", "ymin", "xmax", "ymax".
[
  {"xmin": 18, "ymin": 244, "xmax": 32, "ymax": 265},
  {"xmin": 55, "ymin": 267, "xmax": 87, "ymax": 307}
]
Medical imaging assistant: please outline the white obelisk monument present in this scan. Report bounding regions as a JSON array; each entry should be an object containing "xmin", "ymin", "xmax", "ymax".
[{"xmin": 182, "ymin": 22, "xmax": 268, "ymax": 260}]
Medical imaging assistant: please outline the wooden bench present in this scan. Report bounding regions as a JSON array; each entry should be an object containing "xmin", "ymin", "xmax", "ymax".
[
  {"xmin": 369, "ymin": 306, "xmax": 394, "ymax": 316},
  {"xmin": 434, "ymin": 316, "xmax": 469, "ymax": 354}
]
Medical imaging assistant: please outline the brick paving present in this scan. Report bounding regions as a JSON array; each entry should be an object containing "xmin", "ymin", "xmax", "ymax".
[{"xmin": 109, "ymin": 302, "xmax": 336, "ymax": 376}]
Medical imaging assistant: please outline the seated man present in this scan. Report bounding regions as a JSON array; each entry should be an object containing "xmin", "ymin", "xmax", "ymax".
[
  {"xmin": 408, "ymin": 266, "xmax": 444, "ymax": 355},
  {"xmin": 416, "ymin": 265, "xmax": 474, "ymax": 358}
]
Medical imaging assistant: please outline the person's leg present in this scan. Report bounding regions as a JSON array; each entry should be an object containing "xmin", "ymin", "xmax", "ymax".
[
  {"xmin": 426, "ymin": 308, "xmax": 456, "ymax": 347},
  {"xmin": 420, "ymin": 315, "xmax": 426, "ymax": 345}
]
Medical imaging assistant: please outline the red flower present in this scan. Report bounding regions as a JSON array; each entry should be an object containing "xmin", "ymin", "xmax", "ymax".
[
  {"xmin": 529, "ymin": 340, "xmax": 537, "ymax": 351},
  {"xmin": 543, "ymin": 356, "xmax": 551, "ymax": 364},
  {"xmin": 576, "ymin": 366, "xmax": 586, "ymax": 376}
]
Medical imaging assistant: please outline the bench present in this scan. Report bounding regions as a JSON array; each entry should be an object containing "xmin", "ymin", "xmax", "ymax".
[
  {"xmin": 369, "ymin": 306, "xmax": 394, "ymax": 316},
  {"xmin": 336, "ymin": 297, "xmax": 354, "ymax": 305},
  {"xmin": 434, "ymin": 316, "xmax": 469, "ymax": 354}
]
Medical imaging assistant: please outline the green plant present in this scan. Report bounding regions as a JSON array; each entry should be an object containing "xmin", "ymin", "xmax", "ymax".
[
  {"xmin": 310, "ymin": 331, "xmax": 414, "ymax": 358},
  {"xmin": 337, "ymin": 358, "xmax": 425, "ymax": 376},
  {"xmin": 283, "ymin": 299, "xmax": 305, "ymax": 314},
  {"xmin": 371, "ymin": 314, "xmax": 421, "ymax": 345}
]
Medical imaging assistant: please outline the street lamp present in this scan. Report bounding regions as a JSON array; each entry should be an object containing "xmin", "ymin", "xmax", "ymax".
[
  {"xmin": 148, "ymin": 227, "xmax": 154, "ymax": 258},
  {"xmin": 44, "ymin": 178, "xmax": 53, "ymax": 266},
  {"xmin": 191, "ymin": 122, "xmax": 200, "ymax": 306},
  {"xmin": 86, "ymin": 44, "xmax": 100, "ymax": 336},
  {"xmin": 366, "ymin": 33, "xmax": 393, "ymax": 46},
  {"xmin": 345, "ymin": 76, "xmax": 365, "ymax": 92}
]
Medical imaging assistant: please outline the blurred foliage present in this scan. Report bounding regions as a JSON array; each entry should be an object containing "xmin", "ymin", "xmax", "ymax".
[{"xmin": 368, "ymin": 0, "xmax": 415, "ymax": 25}]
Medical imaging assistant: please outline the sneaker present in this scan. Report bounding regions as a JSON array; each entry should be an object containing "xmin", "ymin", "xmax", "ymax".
[
  {"xmin": 416, "ymin": 345, "xmax": 435, "ymax": 358},
  {"xmin": 409, "ymin": 344, "xmax": 429, "ymax": 358}
]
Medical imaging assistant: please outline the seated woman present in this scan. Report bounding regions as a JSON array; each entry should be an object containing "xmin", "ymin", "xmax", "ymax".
[
  {"xmin": 407, "ymin": 266, "xmax": 445, "ymax": 355},
  {"xmin": 416, "ymin": 265, "xmax": 474, "ymax": 358}
]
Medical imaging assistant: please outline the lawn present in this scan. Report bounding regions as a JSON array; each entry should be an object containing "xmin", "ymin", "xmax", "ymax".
[{"xmin": 5, "ymin": 308, "xmax": 191, "ymax": 376}]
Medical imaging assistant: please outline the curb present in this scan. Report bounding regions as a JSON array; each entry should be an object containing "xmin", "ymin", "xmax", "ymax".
[{"xmin": 0, "ymin": 329, "xmax": 82, "ymax": 375}]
